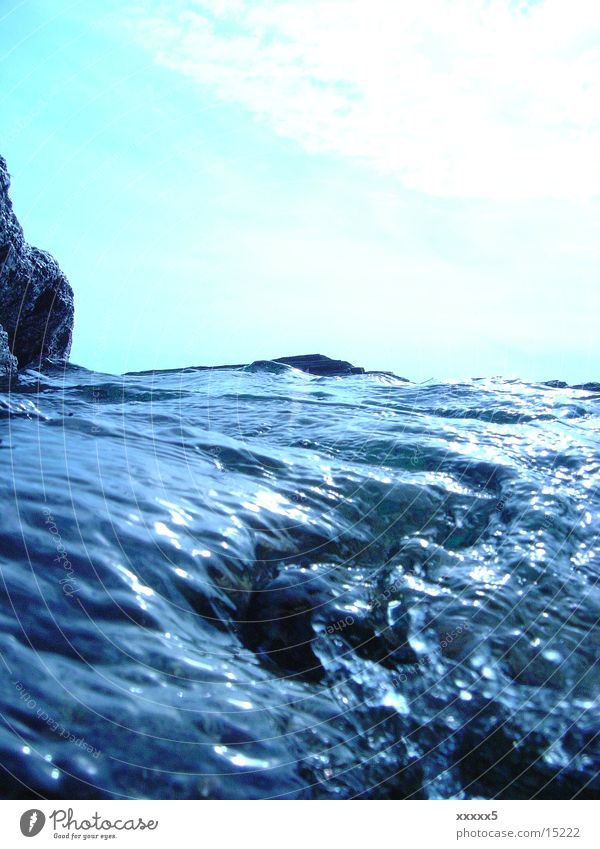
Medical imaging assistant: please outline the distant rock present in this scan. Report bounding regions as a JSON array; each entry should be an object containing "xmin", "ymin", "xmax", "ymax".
[
  {"xmin": 198, "ymin": 353, "xmax": 367, "ymax": 377},
  {"xmin": 126, "ymin": 353, "xmax": 408, "ymax": 379},
  {"xmin": 272, "ymin": 353, "xmax": 364, "ymax": 376},
  {"xmin": 543, "ymin": 379, "xmax": 599, "ymax": 392},
  {"xmin": 572, "ymin": 382, "xmax": 600, "ymax": 392},
  {"xmin": 0, "ymin": 155, "xmax": 73, "ymax": 372},
  {"xmin": 543, "ymin": 380, "xmax": 569, "ymax": 389}
]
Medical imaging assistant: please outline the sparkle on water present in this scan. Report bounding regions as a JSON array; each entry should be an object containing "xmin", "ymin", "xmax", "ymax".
[{"xmin": 0, "ymin": 361, "xmax": 598, "ymax": 798}]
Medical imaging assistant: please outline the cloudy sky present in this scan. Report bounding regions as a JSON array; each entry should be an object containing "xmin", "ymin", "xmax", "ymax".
[{"xmin": 1, "ymin": 0, "xmax": 598, "ymax": 380}]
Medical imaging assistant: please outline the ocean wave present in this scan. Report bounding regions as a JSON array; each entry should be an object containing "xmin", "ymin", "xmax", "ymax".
[{"xmin": 0, "ymin": 363, "xmax": 598, "ymax": 798}]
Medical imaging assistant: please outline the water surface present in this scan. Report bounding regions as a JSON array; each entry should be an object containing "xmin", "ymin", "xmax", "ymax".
[{"xmin": 0, "ymin": 362, "xmax": 598, "ymax": 798}]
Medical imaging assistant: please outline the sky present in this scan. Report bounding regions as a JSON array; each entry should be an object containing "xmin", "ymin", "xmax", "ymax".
[{"xmin": 0, "ymin": 0, "xmax": 598, "ymax": 381}]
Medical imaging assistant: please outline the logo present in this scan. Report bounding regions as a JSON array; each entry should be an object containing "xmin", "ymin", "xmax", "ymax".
[{"xmin": 20, "ymin": 809, "xmax": 46, "ymax": 837}]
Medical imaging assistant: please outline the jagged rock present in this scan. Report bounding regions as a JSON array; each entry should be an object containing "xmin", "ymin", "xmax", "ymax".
[
  {"xmin": 0, "ymin": 324, "xmax": 17, "ymax": 378},
  {"xmin": 0, "ymin": 155, "xmax": 73, "ymax": 369}
]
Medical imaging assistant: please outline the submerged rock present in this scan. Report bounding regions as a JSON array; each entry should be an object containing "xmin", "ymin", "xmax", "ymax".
[
  {"xmin": 0, "ymin": 155, "xmax": 73, "ymax": 370},
  {"xmin": 241, "ymin": 570, "xmax": 330, "ymax": 682}
]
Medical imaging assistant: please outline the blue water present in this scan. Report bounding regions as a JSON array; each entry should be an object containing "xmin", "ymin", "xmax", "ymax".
[{"xmin": 0, "ymin": 361, "xmax": 598, "ymax": 799}]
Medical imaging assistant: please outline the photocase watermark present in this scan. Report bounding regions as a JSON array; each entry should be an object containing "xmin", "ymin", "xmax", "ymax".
[
  {"xmin": 90, "ymin": 386, "xmax": 102, "ymax": 434},
  {"xmin": 389, "ymin": 622, "xmax": 471, "ymax": 683},
  {"xmin": 489, "ymin": 492, "xmax": 556, "ymax": 532},
  {"xmin": 322, "ymin": 576, "xmax": 406, "ymax": 638},
  {"xmin": 20, "ymin": 809, "xmax": 46, "ymax": 837},
  {"xmin": 49, "ymin": 808, "xmax": 158, "ymax": 834},
  {"xmin": 19, "ymin": 808, "xmax": 158, "ymax": 838},
  {"xmin": 323, "ymin": 614, "xmax": 355, "ymax": 635},
  {"xmin": 410, "ymin": 445, "xmax": 424, "ymax": 466},
  {"xmin": 42, "ymin": 507, "xmax": 79, "ymax": 598},
  {"xmin": 14, "ymin": 681, "xmax": 101, "ymax": 759},
  {"xmin": 390, "ymin": 655, "xmax": 433, "ymax": 685},
  {"xmin": 439, "ymin": 621, "xmax": 470, "ymax": 650},
  {"xmin": 370, "ymin": 577, "xmax": 403, "ymax": 611}
]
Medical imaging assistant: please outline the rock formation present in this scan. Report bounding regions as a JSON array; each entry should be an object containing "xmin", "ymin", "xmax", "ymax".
[
  {"xmin": 0, "ymin": 325, "xmax": 17, "ymax": 378},
  {"xmin": 272, "ymin": 354, "xmax": 364, "ymax": 375},
  {"xmin": 127, "ymin": 353, "xmax": 406, "ymax": 379},
  {"xmin": 0, "ymin": 155, "xmax": 73, "ymax": 376}
]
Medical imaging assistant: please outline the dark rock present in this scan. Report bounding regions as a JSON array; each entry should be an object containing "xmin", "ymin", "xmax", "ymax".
[
  {"xmin": 572, "ymin": 382, "xmax": 600, "ymax": 392},
  {"xmin": 544, "ymin": 379, "xmax": 600, "ymax": 393},
  {"xmin": 0, "ymin": 155, "xmax": 73, "ymax": 369},
  {"xmin": 126, "ymin": 353, "xmax": 406, "ymax": 379},
  {"xmin": 456, "ymin": 721, "xmax": 599, "ymax": 799},
  {"xmin": 128, "ymin": 354, "xmax": 366, "ymax": 377},
  {"xmin": 348, "ymin": 616, "xmax": 418, "ymax": 669},
  {"xmin": 241, "ymin": 570, "xmax": 330, "ymax": 682},
  {"xmin": 0, "ymin": 324, "xmax": 17, "ymax": 378},
  {"xmin": 273, "ymin": 353, "xmax": 364, "ymax": 376}
]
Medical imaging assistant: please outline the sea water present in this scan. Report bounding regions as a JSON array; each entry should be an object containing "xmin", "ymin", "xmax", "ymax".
[{"xmin": 0, "ymin": 362, "xmax": 598, "ymax": 799}]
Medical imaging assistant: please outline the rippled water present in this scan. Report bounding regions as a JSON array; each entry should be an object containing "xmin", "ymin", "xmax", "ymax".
[{"xmin": 0, "ymin": 361, "xmax": 598, "ymax": 799}]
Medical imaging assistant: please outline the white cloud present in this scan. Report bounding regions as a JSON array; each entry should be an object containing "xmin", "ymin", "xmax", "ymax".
[{"xmin": 129, "ymin": 0, "xmax": 600, "ymax": 199}]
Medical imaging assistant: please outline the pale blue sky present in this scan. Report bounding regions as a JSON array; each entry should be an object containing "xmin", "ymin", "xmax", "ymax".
[{"xmin": 1, "ymin": 0, "xmax": 598, "ymax": 381}]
